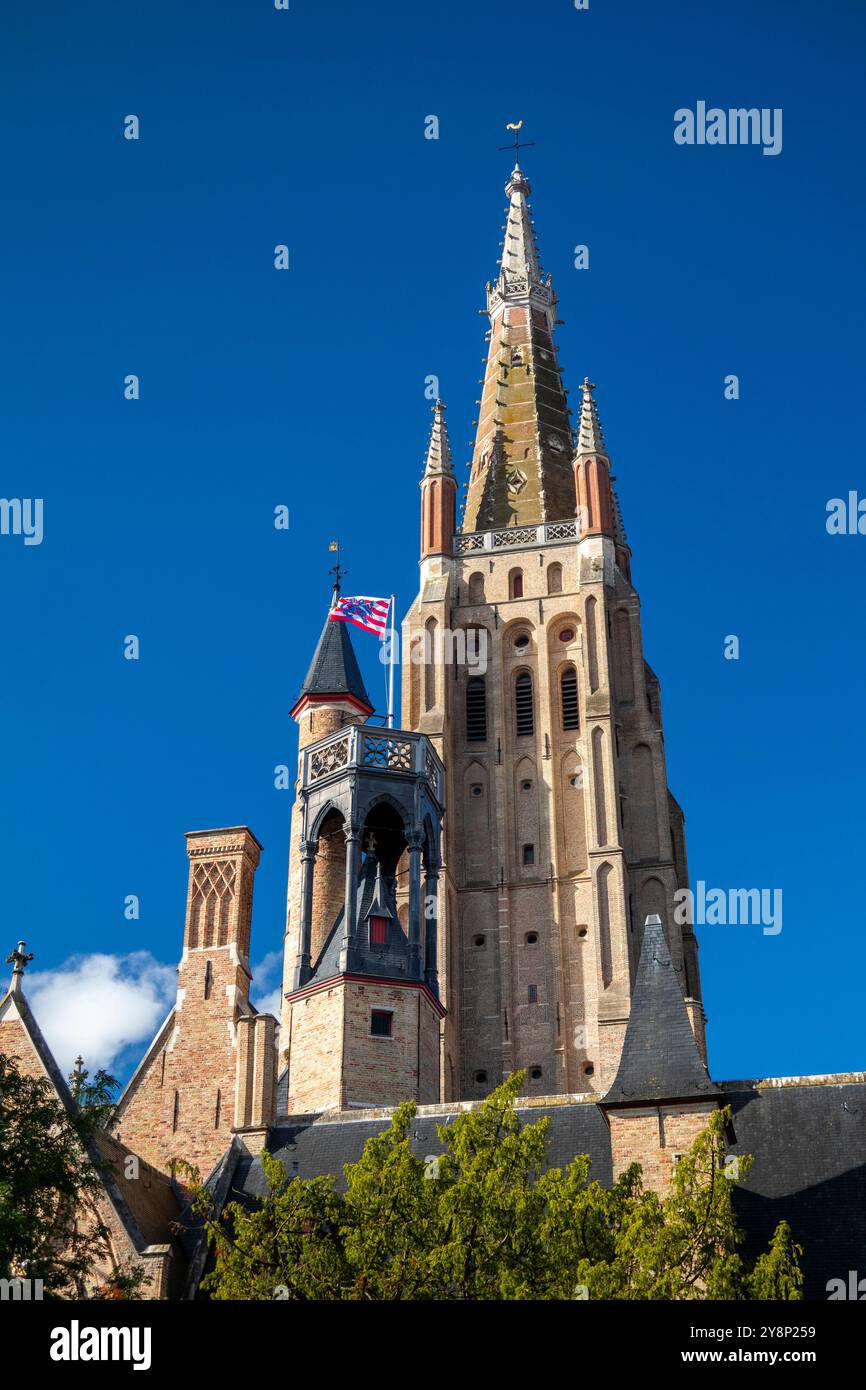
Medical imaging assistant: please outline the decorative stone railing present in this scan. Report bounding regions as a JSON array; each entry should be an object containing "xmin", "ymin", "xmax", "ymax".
[
  {"xmin": 453, "ymin": 518, "xmax": 578, "ymax": 555},
  {"xmin": 304, "ymin": 724, "xmax": 445, "ymax": 803}
]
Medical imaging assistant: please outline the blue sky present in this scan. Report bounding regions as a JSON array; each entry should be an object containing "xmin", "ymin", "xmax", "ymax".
[{"xmin": 1, "ymin": 0, "xmax": 864, "ymax": 1083}]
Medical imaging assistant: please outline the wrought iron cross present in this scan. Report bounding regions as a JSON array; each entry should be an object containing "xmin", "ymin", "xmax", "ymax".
[{"xmin": 499, "ymin": 121, "xmax": 536, "ymax": 158}]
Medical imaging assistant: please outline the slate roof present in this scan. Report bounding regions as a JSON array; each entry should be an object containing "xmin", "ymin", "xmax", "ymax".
[
  {"xmin": 603, "ymin": 914, "xmax": 720, "ymax": 1106},
  {"xmin": 295, "ymin": 609, "xmax": 372, "ymax": 712},
  {"xmin": 233, "ymin": 1100, "xmax": 613, "ymax": 1203},
  {"xmin": 220, "ymin": 1077, "xmax": 866, "ymax": 1301},
  {"xmin": 723, "ymin": 1077, "xmax": 866, "ymax": 1301}
]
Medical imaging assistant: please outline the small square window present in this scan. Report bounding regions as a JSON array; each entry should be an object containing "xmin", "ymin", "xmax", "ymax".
[
  {"xmin": 528, "ymin": 984, "xmax": 538, "ymax": 1004},
  {"xmin": 522, "ymin": 844, "xmax": 534, "ymax": 866},
  {"xmin": 370, "ymin": 1010, "xmax": 393, "ymax": 1038},
  {"xmin": 369, "ymin": 915, "xmax": 388, "ymax": 946}
]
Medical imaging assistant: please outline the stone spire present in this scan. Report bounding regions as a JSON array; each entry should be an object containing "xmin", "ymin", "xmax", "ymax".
[
  {"xmin": 420, "ymin": 400, "xmax": 457, "ymax": 559},
  {"xmin": 572, "ymin": 376, "xmax": 623, "ymax": 559},
  {"xmin": 422, "ymin": 399, "xmax": 453, "ymax": 478},
  {"xmin": 575, "ymin": 377, "xmax": 608, "ymax": 458},
  {"xmin": 497, "ymin": 165, "xmax": 543, "ymax": 297},
  {"xmin": 461, "ymin": 163, "xmax": 575, "ymax": 532}
]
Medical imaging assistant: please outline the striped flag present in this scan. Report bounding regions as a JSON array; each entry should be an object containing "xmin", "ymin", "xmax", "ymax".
[{"xmin": 329, "ymin": 595, "xmax": 390, "ymax": 638}]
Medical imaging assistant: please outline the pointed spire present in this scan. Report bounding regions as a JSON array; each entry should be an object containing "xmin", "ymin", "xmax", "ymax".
[
  {"xmin": 575, "ymin": 378, "xmax": 608, "ymax": 458},
  {"xmin": 365, "ymin": 857, "xmax": 394, "ymax": 924},
  {"xmin": 603, "ymin": 916, "xmax": 719, "ymax": 1106},
  {"xmin": 462, "ymin": 162, "xmax": 574, "ymax": 531},
  {"xmin": 422, "ymin": 400, "xmax": 453, "ymax": 478},
  {"xmin": 5, "ymin": 940, "xmax": 33, "ymax": 996},
  {"xmin": 498, "ymin": 165, "xmax": 544, "ymax": 297},
  {"xmin": 291, "ymin": 605, "xmax": 373, "ymax": 720}
]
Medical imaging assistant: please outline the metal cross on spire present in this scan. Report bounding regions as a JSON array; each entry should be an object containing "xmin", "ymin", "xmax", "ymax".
[
  {"xmin": 499, "ymin": 120, "xmax": 536, "ymax": 159},
  {"xmin": 5, "ymin": 940, "xmax": 34, "ymax": 994}
]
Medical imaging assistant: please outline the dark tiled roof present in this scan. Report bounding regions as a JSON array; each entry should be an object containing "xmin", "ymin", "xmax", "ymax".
[
  {"xmin": 723, "ymin": 1078, "xmax": 866, "ymax": 1301},
  {"xmin": 297, "ymin": 611, "xmax": 372, "ymax": 711},
  {"xmin": 178, "ymin": 1136, "xmax": 247, "ymax": 1300},
  {"xmin": 195, "ymin": 1077, "xmax": 866, "ymax": 1301},
  {"xmin": 95, "ymin": 1133, "xmax": 183, "ymax": 1248},
  {"xmin": 603, "ymin": 915, "xmax": 719, "ymax": 1106},
  {"xmin": 234, "ymin": 1101, "xmax": 613, "ymax": 1201}
]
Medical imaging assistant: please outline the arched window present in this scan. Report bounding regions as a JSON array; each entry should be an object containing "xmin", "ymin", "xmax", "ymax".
[
  {"xmin": 509, "ymin": 568, "xmax": 524, "ymax": 600},
  {"xmin": 547, "ymin": 562, "xmax": 563, "ymax": 594},
  {"xmin": 515, "ymin": 671, "xmax": 534, "ymax": 736},
  {"xmin": 468, "ymin": 571, "xmax": 485, "ymax": 604},
  {"xmin": 561, "ymin": 665, "xmax": 579, "ymax": 730},
  {"xmin": 466, "ymin": 676, "xmax": 487, "ymax": 742}
]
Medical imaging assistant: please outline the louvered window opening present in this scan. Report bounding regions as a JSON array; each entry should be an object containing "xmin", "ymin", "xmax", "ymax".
[
  {"xmin": 561, "ymin": 668, "xmax": 579, "ymax": 730},
  {"xmin": 466, "ymin": 677, "xmax": 487, "ymax": 741},
  {"xmin": 515, "ymin": 672, "xmax": 534, "ymax": 736}
]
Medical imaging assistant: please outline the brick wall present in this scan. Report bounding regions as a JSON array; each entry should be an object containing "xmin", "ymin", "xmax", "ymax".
[{"xmin": 608, "ymin": 1101, "xmax": 718, "ymax": 1196}]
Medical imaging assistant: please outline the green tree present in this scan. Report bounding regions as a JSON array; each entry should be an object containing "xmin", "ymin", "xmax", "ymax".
[
  {"xmin": 192, "ymin": 1073, "xmax": 803, "ymax": 1301},
  {"xmin": 0, "ymin": 1052, "xmax": 148, "ymax": 1298}
]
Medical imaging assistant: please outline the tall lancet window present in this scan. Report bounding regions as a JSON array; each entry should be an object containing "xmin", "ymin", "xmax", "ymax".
[
  {"xmin": 515, "ymin": 671, "xmax": 534, "ymax": 737},
  {"xmin": 466, "ymin": 676, "xmax": 487, "ymax": 742},
  {"xmin": 424, "ymin": 617, "xmax": 437, "ymax": 711},
  {"xmin": 560, "ymin": 665, "xmax": 579, "ymax": 731}
]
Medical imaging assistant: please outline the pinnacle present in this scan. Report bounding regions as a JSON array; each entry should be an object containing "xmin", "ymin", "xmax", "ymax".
[
  {"xmin": 498, "ymin": 165, "xmax": 542, "ymax": 294},
  {"xmin": 422, "ymin": 399, "xmax": 453, "ymax": 478},
  {"xmin": 575, "ymin": 377, "xmax": 608, "ymax": 458}
]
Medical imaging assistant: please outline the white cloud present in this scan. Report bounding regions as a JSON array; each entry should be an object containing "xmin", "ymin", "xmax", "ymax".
[
  {"xmin": 250, "ymin": 948, "xmax": 282, "ymax": 1019},
  {"xmin": 254, "ymin": 987, "xmax": 282, "ymax": 1018},
  {"xmin": 26, "ymin": 951, "xmax": 176, "ymax": 1076}
]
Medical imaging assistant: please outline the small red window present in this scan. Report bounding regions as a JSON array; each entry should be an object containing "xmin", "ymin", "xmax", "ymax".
[{"xmin": 370, "ymin": 915, "xmax": 388, "ymax": 946}]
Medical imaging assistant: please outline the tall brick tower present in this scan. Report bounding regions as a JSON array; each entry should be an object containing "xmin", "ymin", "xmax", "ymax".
[
  {"xmin": 402, "ymin": 159, "xmax": 704, "ymax": 1102},
  {"xmin": 116, "ymin": 826, "xmax": 274, "ymax": 1178}
]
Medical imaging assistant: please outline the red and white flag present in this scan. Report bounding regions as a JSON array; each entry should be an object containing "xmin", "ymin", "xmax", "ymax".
[{"xmin": 329, "ymin": 595, "xmax": 390, "ymax": 638}]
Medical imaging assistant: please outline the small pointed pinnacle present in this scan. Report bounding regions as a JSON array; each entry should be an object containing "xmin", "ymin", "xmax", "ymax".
[
  {"xmin": 423, "ymin": 399, "xmax": 453, "ymax": 478},
  {"xmin": 575, "ymin": 377, "xmax": 608, "ymax": 458}
]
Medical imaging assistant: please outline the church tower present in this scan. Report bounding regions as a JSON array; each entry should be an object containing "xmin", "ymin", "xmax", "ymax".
[
  {"xmin": 402, "ymin": 160, "xmax": 705, "ymax": 1102},
  {"xmin": 280, "ymin": 596, "xmax": 445, "ymax": 1113}
]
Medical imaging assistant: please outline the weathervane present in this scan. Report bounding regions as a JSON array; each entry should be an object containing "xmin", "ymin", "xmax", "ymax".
[
  {"xmin": 328, "ymin": 539, "xmax": 347, "ymax": 601},
  {"xmin": 499, "ymin": 120, "xmax": 536, "ymax": 159}
]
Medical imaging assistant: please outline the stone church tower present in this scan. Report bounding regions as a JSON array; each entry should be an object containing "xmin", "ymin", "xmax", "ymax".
[
  {"xmin": 402, "ymin": 161, "xmax": 705, "ymax": 1102},
  {"xmin": 280, "ymin": 593, "xmax": 445, "ymax": 1113}
]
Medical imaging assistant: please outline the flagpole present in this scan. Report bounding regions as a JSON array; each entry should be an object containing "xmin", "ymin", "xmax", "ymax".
[{"xmin": 387, "ymin": 594, "xmax": 396, "ymax": 728}]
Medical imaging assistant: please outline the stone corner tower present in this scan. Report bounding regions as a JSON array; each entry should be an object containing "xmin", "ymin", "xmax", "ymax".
[
  {"xmin": 280, "ymin": 598, "xmax": 446, "ymax": 1114},
  {"xmin": 401, "ymin": 158, "xmax": 705, "ymax": 1105}
]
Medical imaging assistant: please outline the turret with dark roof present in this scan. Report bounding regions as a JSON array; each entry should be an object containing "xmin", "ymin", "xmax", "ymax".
[
  {"xmin": 602, "ymin": 915, "xmax": 720, "ymax": 1107},
  {"xmin": 290, "ymin": 602, "xmax": 373, "ymax": 719}
]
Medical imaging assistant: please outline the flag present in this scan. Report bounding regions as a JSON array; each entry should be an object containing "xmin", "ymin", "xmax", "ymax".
[
  {"xmin": 329, "ymin": 595, "xmax": 390, "ymax": 638},
  {"xmin": 506, "ymin": 120, "xmax": 523, "ymax": 131}
]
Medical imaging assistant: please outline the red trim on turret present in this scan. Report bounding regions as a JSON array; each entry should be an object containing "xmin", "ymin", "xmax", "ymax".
[{"xmin": 290, "ymin": 691, "xmax": 374, "ymax": 721}]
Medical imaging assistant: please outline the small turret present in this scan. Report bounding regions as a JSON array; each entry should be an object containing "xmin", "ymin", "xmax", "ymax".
[
  {"xmin": 420, "ymin": 400, "xmax": 456, "ymax": 560},
  {"xmin": 290, "ymin": 595, "xmax": 374, "ymax": 751}
]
